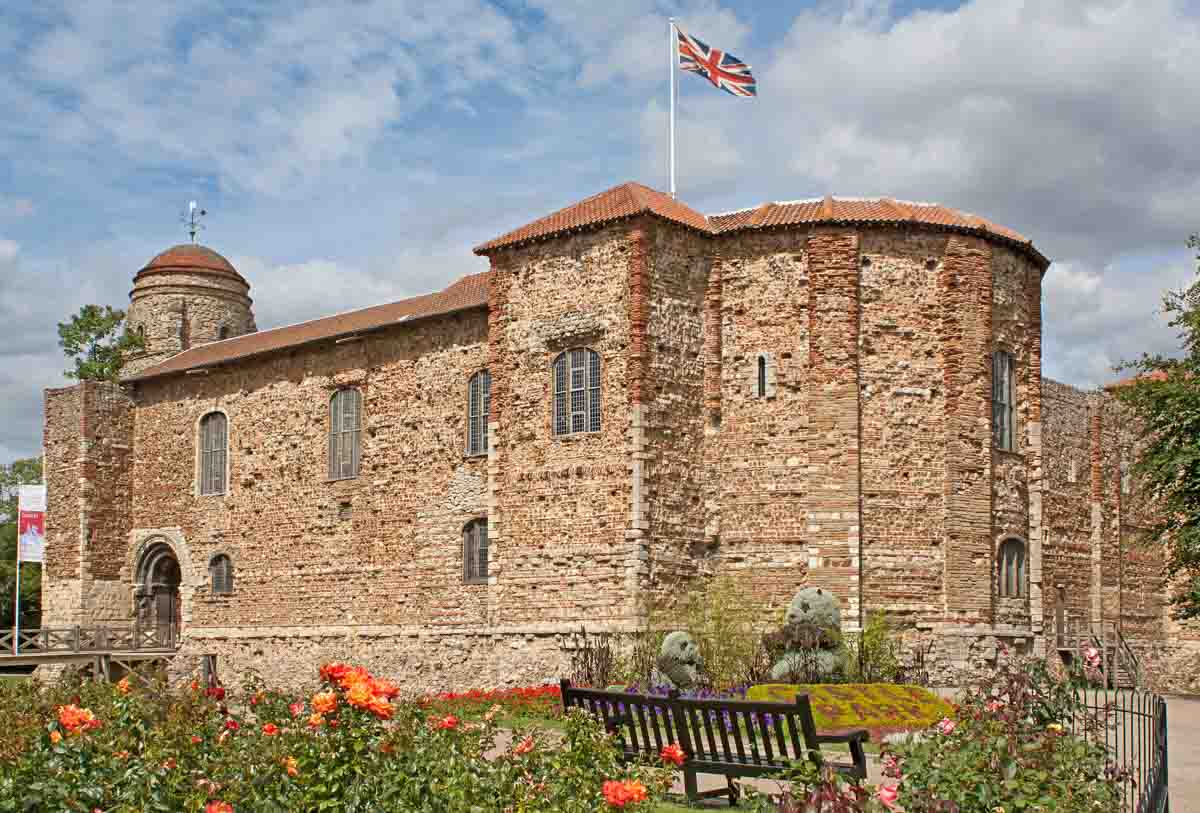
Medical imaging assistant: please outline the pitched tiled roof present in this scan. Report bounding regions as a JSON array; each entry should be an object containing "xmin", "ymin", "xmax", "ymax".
[
  {"xmin": 708, "ymin": 196, "xmax": 1046, "ymax": 267},
  {"xmin": 473, "ymin": 182, "xmax": 711, "ymax": 254},
  {"xmin": 124, "ymin": 271, "xmax": 490, "ymax": 382},
  {"xmin": 1104, "ymin": 369, "xmax": 1171, "ymax": 390},
  {"xmin": 136, "ymin": 244, "xmax": 246, "ymax": 284},
  {"xmin": 477, "ymin": 185, "xmax": 1047, "ymax": 269}
]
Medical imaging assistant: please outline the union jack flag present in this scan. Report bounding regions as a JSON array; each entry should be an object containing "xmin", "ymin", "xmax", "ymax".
[{"xmin": 676, "ymin": 26, "xmax": 757, "ymax": 97}]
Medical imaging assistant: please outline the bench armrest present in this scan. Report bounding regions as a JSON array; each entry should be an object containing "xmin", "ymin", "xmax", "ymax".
[{"xmin": 815, "ymin": 729, "xmax": 870, "ymax": 744}]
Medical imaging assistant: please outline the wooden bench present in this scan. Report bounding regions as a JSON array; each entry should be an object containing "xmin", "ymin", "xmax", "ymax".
[{"xmin": 560, "ymin": 680, "xmax": 869, "ymax": 805}]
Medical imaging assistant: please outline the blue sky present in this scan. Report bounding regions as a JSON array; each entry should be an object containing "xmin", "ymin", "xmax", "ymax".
[{"xmin": 1, "ymin": 0, "xmax": 1198, "ymax": 461}]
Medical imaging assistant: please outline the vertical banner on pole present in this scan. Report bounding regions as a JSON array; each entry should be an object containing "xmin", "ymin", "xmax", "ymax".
[
  {"xmin": 13, "ymin": 484, "xmax": 45, "ymax": 653},
  {"xmin": 17, "ymin": 485, "xmax": 45, "ymax": 564}
]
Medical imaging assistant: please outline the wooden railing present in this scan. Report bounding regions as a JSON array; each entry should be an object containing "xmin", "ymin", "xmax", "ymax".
[
  {"xmin": 1, "ymin": 623, "xmax": 178, "ymax": 657},
  {"xmin": 1055, "ymin": 616, "xmax": 1142, "ymax": 689}
]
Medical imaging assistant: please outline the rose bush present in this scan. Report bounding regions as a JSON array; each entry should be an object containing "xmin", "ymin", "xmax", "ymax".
[
  {"xmin": 885, "ymin": 653, "xmax": 1131, "ymax": 813},
  {"xmin": 0, "ymin": 665, "xmax": 669, "ymax": 812}
]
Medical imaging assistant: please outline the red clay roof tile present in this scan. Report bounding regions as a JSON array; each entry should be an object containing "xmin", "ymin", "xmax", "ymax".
[
  {"xmin": 124, "ymin": 271, "xmax": 491, "ymax": 383},
  {"xmin": 135, "ymin": 244, "xmax": 247, "ymax": 284},
  {"xmin": 473, "ymin": 181, "xmax": 710, "ymax": 254}
]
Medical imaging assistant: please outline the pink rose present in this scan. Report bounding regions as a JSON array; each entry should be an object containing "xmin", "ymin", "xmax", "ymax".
[
  {"xmin": 936, "ymin": 717, "xmax": 956, "ymax": 735},
  {"xmin": 877, "ymin": 783, "xmax": 900, "ymax": 810},
  {"xmin": 985, "ymin": 699, "xmax": 1003, "ymax": 713}
]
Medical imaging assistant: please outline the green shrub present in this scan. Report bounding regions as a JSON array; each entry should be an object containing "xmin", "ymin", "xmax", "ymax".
[
  {"xmin": 0, "ymin": 664, "xmax": 670, "ymax": 812},
  {"xmin": 887, "ymin": 652, "xmax": 1131, "ymax": 813}
]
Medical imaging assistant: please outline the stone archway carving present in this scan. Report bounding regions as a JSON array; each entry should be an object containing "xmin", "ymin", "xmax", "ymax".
[{"xmin": 127, "ymin": 529, "xmax": 196, "ymax": 644}]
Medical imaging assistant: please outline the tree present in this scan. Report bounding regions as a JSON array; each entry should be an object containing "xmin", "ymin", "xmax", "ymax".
[
  {"xmin": 57, "ymin": 304, "xmax": 144, "ymax": 382},
  {"xmin": 0, "ymin": 457, "xmax": 44, "ymax": 631},
  {"xmin": 1113, "ymin": 232, "xmax": 1200, "ymax": 619}
]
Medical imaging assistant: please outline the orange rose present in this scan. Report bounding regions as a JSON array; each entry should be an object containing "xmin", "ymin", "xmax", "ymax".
[
  {"xmin": 49, "ymin": 731, "xmax": 62, "ymax": 745},
  {"xmin": 205, "ymin": 802, "xmax": 234, "ymax": 813},
  {"xmin": 307, "ymin": 712, "xmax": 325, "ymax": 729},
  {"xmin": 370, "ymin": 678, "xmax": 399, "ymax": 699},
  {"xmin": 338, "ymin": 666, "xmax": 372, "ymax": 691},
  {"xmin": 660, "ymin": 743, "xmax": 686, "ymax": 766},
  {"xmin": 602, "ymin": 780, "xmax": 648, "ymax": 807},
  {"xmin": 319, "ymin": 662, "xmax": 351, "ymax": 683},
  {"xmin": 57, "ymin": 705, "xmax": 101, "ymax": 734},
  {"xmin": 262, "ymin": 723, "xmax": 279, "ymax": 736},
  {"xmin": 513, "ymin": 736, "xmax": 535, "ymax": 756},
  {"xmin": 346, "ymin": 682, "xmax": 373, "ymax": 709},
  {"xmin": 116, "ymin": 677, "xmax": 132, "ymax": 695},
  {"xmin": 284, "ymin": 756, "xmax": 299, "ymax": 777},
  {"xmin": 311, "ymin": 691, "xmax": 338, "ymax": 714},
  {"xmin": 367, "ymin": 695, "xmax": 393, "ymax": 720}
]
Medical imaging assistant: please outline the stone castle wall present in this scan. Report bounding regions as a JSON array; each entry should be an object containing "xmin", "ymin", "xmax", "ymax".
[{"xmin": 38, "ymin": 217, "xmax": 1198, "ymax": 692}]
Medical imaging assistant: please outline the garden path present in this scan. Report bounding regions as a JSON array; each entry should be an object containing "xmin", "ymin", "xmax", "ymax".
[{"xmin": 1167, "ymin": 695, "xmax": 1199, "ymax": 811}]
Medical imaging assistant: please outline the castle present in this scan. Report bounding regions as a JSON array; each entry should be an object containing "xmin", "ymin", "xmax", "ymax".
[{"xmin": 40, "ymin": 182, "xmax": 1200, "ymax": 691}]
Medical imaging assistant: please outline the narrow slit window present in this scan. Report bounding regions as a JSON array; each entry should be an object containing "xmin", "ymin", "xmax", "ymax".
[
  {"xmin": 463, "ymin": 519, "xmax": 489, "ymax": 583},
  {"xmin": 757, "ymin": 355, "xmax": 767, "ymax": 398},
  {"xmin": 992, "ymin": 351, "xmax": 1015, "ymax": 451},
  {"xmin": 998, "ymin": 538, "xmax": 1026, "ymax": 598},
  {"xmin": 467, "ymin": 370, "xmax": 491, "ymax": 456},
  {"xmin": 328, "ymin": 388, "xmax": 362, "ymax": 480},
  {"xmin": 198, "ymin": 412, "xmax": 227, "ymax": 495},
  {"xmin": 553, "ymin": 348, "xmax": 601, "ymax": 436}
]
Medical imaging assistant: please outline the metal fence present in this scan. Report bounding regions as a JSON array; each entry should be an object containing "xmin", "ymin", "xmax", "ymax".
[{"xmin": 1071, "ymin": 688, "xmax": 1169, "ymax": 813}]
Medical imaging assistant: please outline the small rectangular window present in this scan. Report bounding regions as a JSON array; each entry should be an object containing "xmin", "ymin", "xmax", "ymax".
[{"xmin": 464, "ymin": 519, "xmax": 488, "ymax": 583}]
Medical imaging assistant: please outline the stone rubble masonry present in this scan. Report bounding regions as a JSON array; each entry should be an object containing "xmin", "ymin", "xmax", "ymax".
[
  {"xmin": 124, "ymin": 269, "xmax": 256, "ymax": 377},
  {"xmin": 38, "ymin": 214, "xmax": 1198, "ymax": 692}
]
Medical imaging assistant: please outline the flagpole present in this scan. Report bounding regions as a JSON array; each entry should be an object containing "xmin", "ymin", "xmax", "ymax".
[
  {"xmin": 12, "ymin": 548, "xmax": 19, "ymax": 655},
  {"xmin": 669, "ymin": 16, "xmax": 677, "ymax": 199}
]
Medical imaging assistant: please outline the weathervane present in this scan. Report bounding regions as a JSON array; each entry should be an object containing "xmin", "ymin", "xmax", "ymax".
[{"xmin": 182, "ymin": 201, "xmax": 207, "ymax": 243}]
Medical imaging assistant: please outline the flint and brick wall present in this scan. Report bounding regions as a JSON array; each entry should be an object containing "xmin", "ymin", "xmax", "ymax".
[{"xmin": 39, "ymin": 216, "xmax": 1196, "ymax": 691}]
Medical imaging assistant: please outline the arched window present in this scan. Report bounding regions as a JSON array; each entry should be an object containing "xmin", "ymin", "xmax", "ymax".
[
  {"xmin": 198, "ymin": 412, "xmax": 228, "ymax": 495},
  {"xmin": 328, "ymin": 389, "xmax": 362, "ymax": 480},
  {"xmin": 209, "ymin": 554, "xmax": 234, "ymax": 595},
  {"xmin": 992, "ymin": 350, "xmax": 1015, "ymax": 451},
  {"xmin": 998, "ymin": 538, "xmax": 1026, "ymax": 598},
  {"xmin": 757, "ymin": 355, "xmax": 768, "ymax": 398},
  {"xmin": 467, "ymin": 370, "xmax": 491, "ymax": 456},
  {"xmin": 553, "ymin": 348, "xmax": 601, "ymax": 436},
  {"xmin": 463, "ymin": 518, "xmax": 488, "ymax": 584}
]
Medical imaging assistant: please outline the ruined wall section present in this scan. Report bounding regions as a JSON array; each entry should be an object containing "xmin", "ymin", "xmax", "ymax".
[
  {"xmin": 486, "ymin": 225, "xmax": 634, "ymax": 626},
  {"xmin": 129, "ymin": 311, "xmax": 490, "ymax": 635},
  {"xmin": 707, "ymin": 230, "xmax": 812, "ymax": 617},
  {"xmin": 1040, "ymin": 379, "xmax": 1095, "ymax": 637},
  {"xmin": 858, "ymin": 231, "xmax": 948, "ymax": 628},
  {"xmin": 42, "ymin": 382, "xmax": 134, "ymax": 626},
  {"xmin": 640, "ymin": 224, "xmax": 710, "ymax": 588}
]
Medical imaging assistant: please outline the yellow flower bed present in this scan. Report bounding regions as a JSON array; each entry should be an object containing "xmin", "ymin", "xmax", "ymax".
[{"xmin": 746, "ymin": 683, "xmax": 953, "ymax": 738}]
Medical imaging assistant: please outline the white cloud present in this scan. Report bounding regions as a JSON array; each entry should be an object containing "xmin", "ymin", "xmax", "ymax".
[
  {"xmin": 652, "ymin": 0, "xmax": 1200, "ymax": 263},
  {"xmin": 1043, "ymin": 258, "xmax": 1195, "ymax": 386}
]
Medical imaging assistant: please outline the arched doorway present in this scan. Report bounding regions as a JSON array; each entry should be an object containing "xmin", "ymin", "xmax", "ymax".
[{"xmin": 136, "ymin": 542, "xmax": 181, "ymax": 648}]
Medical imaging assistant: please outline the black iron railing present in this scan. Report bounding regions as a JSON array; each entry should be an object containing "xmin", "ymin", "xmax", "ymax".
[{"xmin": 1071, "ymin": 688, "xmax": 1169, "ymax": 813}]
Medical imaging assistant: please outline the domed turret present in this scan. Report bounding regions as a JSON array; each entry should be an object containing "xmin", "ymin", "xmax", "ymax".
[{"xmin": 123, "ymin": 244, "xmax": 256, "ymax": 376}]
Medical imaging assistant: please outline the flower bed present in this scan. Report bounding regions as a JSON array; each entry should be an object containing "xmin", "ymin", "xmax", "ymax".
[
  {"xmin": 0, "ymin": 666, "xmax": 668, "ymax": 812},
  {"xmin": 419, "ymin": 684, "xmax": 563, "ymax": 726}
]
